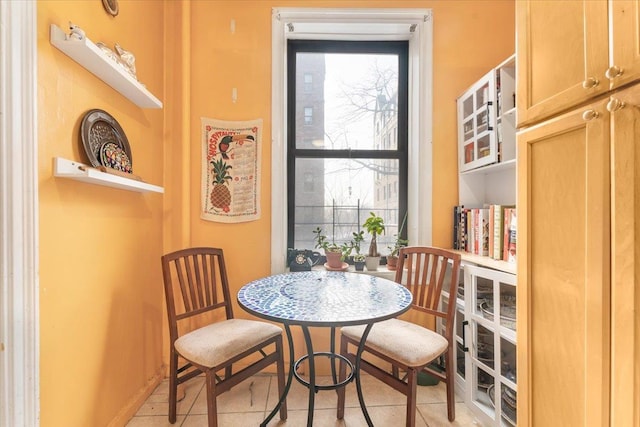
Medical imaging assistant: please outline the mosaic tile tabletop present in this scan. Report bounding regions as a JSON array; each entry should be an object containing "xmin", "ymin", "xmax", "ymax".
[{"xmin": 237, "ymin": 271, "xmax": 413, "ymax": 326}]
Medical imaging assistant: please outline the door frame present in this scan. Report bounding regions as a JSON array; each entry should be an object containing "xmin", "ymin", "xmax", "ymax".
[{"xmin": 0, "ymin": 1, "xmax": 40, "ymax": 425}]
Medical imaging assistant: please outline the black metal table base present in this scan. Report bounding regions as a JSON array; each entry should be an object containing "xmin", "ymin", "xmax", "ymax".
[{"xmin": 261, "ymin": 323, "xmax": 375, "ymax": 427}]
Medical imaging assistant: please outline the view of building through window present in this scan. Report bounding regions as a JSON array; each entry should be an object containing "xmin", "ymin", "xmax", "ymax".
[{"xmin": 288, "ymin": 41, "xmax": 408, "ymax": 254}]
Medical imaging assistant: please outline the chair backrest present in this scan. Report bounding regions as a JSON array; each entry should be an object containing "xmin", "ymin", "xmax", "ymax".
[
  {"xmin": 394, "ymin": 246, "xmax": 461, "ymax": 342},
  {"xmin": 161, "ymin": 247, "xmax": 233, "ymax": 344}
]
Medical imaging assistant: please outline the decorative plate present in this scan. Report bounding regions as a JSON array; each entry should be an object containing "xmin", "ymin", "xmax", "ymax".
[
  {"xmin": 80, "ymin": 109, "xmax": 132, "ymax": 171},
  {"xmin": 100, "ymin": 141, "xmax": 132, "ymax": 173}
]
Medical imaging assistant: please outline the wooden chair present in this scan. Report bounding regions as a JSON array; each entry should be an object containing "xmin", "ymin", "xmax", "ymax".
[
  {"xmin": 161, "ymin": 247, "xmax": 287, "ymax": 427},
  {"xmin": 337, "ymin": 246, "xmax": 461, "ymax": 425}
]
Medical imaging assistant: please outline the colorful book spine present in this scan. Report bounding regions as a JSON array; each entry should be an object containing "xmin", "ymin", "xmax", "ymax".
[
  {"xmin": 493, "ymin": 205, "xmax": 504, "ymax": 260},
  {"xmin": 480, "ymin": 208, "xmax": 490, "ymax": 257},
  {"xmin": 503, "ymin": 208, "xmax": 513, "ymax": 261},
  {"xmin": 507, "ymin": 208, "xmax": 517, "ymax": 263},
  {"xmin": 488, "ymin": 205, "xmax": 495, "ymax": 259}
]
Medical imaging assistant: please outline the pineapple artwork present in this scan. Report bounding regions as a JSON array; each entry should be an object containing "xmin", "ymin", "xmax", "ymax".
[
  {"xmin": 201, "ymin": 118, "xmax": 262, "ymax": 223},
  {"xmin": 210, "ymin": 158, "xmax": 232, "ymax": 210}
]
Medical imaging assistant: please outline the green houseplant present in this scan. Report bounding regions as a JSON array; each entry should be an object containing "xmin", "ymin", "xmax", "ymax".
[
  {"xmin": 362, "ymin": 212, "xmax": 385, "ymax": 271},
  {"xmin": 387, "ymin": 213, "xmax": 408, "ymax": 270},
  {"xmin": 350, "ymin": 230, "xmax": 366, "ymax": 271},
  {"xmin": 313, "ymin": 227, "xmax": 347, "ymax": 270}
]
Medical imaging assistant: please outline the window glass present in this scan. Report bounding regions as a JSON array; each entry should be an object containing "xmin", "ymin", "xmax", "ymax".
[{"xmin": 288, "ymin": 40, "xmax": 408, "ymax": 254}]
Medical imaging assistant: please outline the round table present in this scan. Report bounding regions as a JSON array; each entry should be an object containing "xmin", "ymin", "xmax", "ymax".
[{"xmin": 237, "ymin": 270, "xmax": 413, "ymax": 427}]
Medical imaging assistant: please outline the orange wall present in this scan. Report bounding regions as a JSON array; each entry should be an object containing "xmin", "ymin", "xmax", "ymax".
[
  {"xmin": 37, "ymin": 0, "xmax": 514, "ymax": 425},
  {"xmin": 38, "ymin": 1, "xmax": 165, "ymax": 426},
  {"xmin": 185, "ymin": 0, "xmax": 515, "ymax": 310}
]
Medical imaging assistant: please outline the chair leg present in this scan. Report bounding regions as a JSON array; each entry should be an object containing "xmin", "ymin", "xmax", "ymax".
[
  {"xmin": 205, "ymin": 370, "xmax": 218, "ymax": 427},
  {"xmin": 168, "ymin": 349, "xmax": 178, "ymax": 424},
  {"xmin": 336, "ymin": 334, "xmax": 349, "ymax": 419},
  {"xmin": 445, "ymin": 350, "xmax": 456, "ymax": 421},
  {"xmin": 406, "ymin": 368, "xmax": 417, "ymax": 427},
  {"xmin": 276, "ymin": 337, "xmax": 288, "ymax": 421}
]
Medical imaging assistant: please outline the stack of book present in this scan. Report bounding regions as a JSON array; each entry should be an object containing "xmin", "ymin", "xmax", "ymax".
[{"xmin": 453, "ymin": 204, "xmax": 517, "ymax": 262}]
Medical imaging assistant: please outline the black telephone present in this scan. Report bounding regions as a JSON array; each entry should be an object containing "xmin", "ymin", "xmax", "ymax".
[{"xmin": 287, "ymin": 249, "xmax": 321, "ymax": 272}]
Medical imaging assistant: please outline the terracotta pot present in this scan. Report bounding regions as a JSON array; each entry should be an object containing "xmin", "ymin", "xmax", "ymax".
[
  {"xmin": 325, "ymin": 250, "xmax": 343, "ymax": 269},
  {"xmin": 387, "ymin": 255, "xmax": 398, "ymax": 270}
]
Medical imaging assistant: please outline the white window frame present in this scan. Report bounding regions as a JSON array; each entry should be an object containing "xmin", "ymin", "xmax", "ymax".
[{"xmin": 271, "ymin": 8, "xmax": 433, "ymax": 273}]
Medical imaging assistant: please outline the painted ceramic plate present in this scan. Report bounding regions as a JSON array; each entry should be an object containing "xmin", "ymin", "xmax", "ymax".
[
  {"xmin": 100, "ymin": 141, "xmax": 132, "ymax": 173},
  {"xmin": 80, "ymin": 109, "xmax": 132, "ymax": 171}
]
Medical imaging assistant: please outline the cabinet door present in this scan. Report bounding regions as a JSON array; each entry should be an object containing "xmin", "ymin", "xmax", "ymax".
[
  {"xmin": 610, "ymin": 0, "xmax": 640, "ymax": 90},
  {"xmin": 516, "ymin": 0, "xmax": 609, "ymax": 127},
  {"xmin": 608, "ymin": 85, "xmax": 640, "ymax": 426},
  {"xmin": 458, "ymin": 70, "xmax": 498, "ymax": 172},
  {"xmin": 464, "ymin": 264, "xmax": 517, "ymax": 427},
  {"xmin": 517, "ymin": 99, "xmax": 611, "ymax": 427}
]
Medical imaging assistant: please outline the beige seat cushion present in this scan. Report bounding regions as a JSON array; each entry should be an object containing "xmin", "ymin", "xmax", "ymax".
[
  {"xmin": 341, "ymin": 318, "xmax": 448, "ymax": 368},
  {"xmin": 175, "ymin": 318, "xmax": 282, "ymax": 368}
]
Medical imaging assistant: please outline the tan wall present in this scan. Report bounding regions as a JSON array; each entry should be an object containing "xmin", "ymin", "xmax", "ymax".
[
  {"xmin": 38, "ymin": 1, "xmax": 166, "ymax": 425},
  {"xmin": 37, "ymin": 0, "xmax": 514, "ymax": 425},
  {"xmin": 184, "ymin": 0, "xmax": 515, "ymax": 352},
  {"xmin": 186, "ymin": 0, "xmax": 516, "ymax": 289}
]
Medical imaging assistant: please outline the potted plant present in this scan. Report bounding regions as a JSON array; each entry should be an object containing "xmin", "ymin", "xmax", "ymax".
[
  {"xmin": 313, "ymin": 227, "xmax": 346, "ymax": 270},
  {"xmin": 350, "ymin": 230, "xmax": 366, "ymax": 271},
  {"xmin": 387, "ymin": 213, "xmax": 408, "ymax": 270},
  {"xmin": 362, "ymin": 212, "xmax": 385, "ymax": 271}
]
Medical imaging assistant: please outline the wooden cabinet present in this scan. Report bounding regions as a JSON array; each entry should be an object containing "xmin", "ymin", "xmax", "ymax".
[
  {"xmin": 517, "ymin": 99, "xmax": 611, "ymax": 426},
  {"xmin": 518, "ymin": 1, "xmax": 640, "ymax": 421},
  {"xmin": 517, "ymin": 0, "xmax": 640, "ymax": 127},
  {"xmin": 608, "ymin": 85, "xmax": 640, "ymax": 427}
]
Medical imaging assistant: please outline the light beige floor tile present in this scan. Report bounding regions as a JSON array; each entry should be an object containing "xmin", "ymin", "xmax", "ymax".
[
  {"xmin": 189, "ymin": 374, "xmax": 271, "ymax": 415},
  {"xmin": 265, "ymin": 409, "xmax": 347, "ymax": 427},
  {"xmin": 125, "ymin": 414, "xmax": 186, "ymax": 426},
  {"xmin": 134, "ymin": 377, "xmax": 204, "ymax": 416},
  {"xmin": 418, "ymin": 402, "xmax": 482, "ymax": 427},
  {"xmin": 126, "ymin": 373, "xmax": 482, "ymax": 427},
  {"xmin": 266, "ymin": 375, "xmax": 345, "ymax": 411},
  {"xmin": 341, "ymin": 404, "xmax": 428, "ymax": 427},
  {"xmin": 181, "ymin": 412, "xmax": 267, "ymax": 427}
]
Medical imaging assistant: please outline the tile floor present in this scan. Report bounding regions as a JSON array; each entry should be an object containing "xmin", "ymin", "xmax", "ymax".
[{"xmin": 126, "ymin": 373, "xmax": 482, "ymax": 427}]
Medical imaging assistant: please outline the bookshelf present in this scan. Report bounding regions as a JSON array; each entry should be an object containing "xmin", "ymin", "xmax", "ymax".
[{"xmin": 452, "ymin": 55, "xmax": 518, "ymax": 427}]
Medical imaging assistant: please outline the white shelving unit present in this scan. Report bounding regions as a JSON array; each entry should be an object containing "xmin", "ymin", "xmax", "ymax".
[
  {"xmin": 451, "ymin": 54, "xmax": 518, "ymax": 427},
  {"xmin": 53, "ymin": 157, "xmax": 164, "ymax": 193},
  {"xmin": 49, "ymin": 24, "xmax": 162, "ymax": 109}
]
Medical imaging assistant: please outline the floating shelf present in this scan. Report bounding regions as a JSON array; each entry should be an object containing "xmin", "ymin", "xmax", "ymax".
[
  {"xmin": 49, "ymin": 24, "xmax": 162, "ymax": 109},
  {"xmin": 53, "ymin": 157, "xmax": 164, "ymax": 193}
]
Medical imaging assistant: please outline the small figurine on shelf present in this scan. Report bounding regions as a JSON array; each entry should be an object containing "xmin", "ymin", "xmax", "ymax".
[
  {"xmin": 68, "ymin": 22, "xmax": 85, "ymax": 41},
  {"xmin": 115, "ymin": 43, "xmax": 137, "ymax": 79}
]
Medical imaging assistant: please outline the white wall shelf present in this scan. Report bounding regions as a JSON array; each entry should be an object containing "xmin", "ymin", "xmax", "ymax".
[
  {"xmin": 53, "ymin": 157, "xmax": 164, "ymax": 194},
  {"xmin": 49, "ymin": 24, "xmax": 163, "ymax": 109}
]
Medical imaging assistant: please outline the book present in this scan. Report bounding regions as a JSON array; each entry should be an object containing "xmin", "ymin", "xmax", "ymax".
[
  {"xmin": 480, "ymin": 208, "xmax": 490, "ymax": 256},
  {"xmin": 503, "ymin": 208, "xmax": 515, "ymax": 261},
  {"xmin": 453, "ymin": 205, "xmax": 459, "ymax": 250},
  {"xmin": 507, "ymin": 209, "xmax": 517, "ymax": 263},
  {"xmin": 460, "ymin": 207, "xmax": 468, "ymax": 252},
  {"xmin": 488, "ymin": 205, "xmax": 495, "ymax": 259},
  {"xmin": 492, "ymin": 205, "xmax": 504, "ymax": 260}
]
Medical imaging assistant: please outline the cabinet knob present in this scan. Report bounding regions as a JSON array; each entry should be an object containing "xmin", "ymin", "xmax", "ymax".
[
  {"xmin": 582, "ymin": 77, "xmax": 599, "ymax": 89},
  {"xmin": 605, "ymin": 65, "xmax": 624, "ymax": 80},
  {"xmin": 582, "ymin": 109, "xmax": 600, "ymax": 121},
  {"xmin": 606, "ymin": 98, "xmax": 626, "ymax": 112}
]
